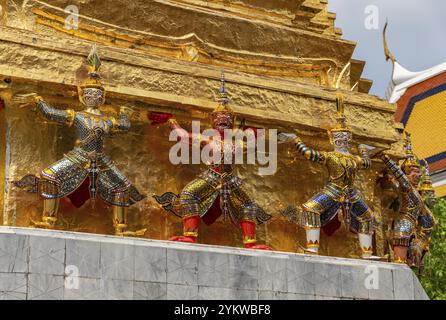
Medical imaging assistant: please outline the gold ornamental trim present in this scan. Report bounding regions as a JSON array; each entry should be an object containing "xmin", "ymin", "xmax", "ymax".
[
  {"xmin": 183, "ymin": 231, "xmax": 199, "ymax": 237},
  {"xmin": 31, "ymin": 7, "xmax": 336, "ymax": 83}
]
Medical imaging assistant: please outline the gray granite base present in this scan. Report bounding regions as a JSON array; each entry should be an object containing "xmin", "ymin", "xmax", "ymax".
[{"xmin": 0, "ymin": 226, "xmax": 429, "ymax": 300}]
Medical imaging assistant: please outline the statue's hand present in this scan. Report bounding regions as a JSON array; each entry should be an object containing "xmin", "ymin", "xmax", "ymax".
[
  {"xmin": 277, "ymin": 132, "xmax": 299, "ymax": 144},
  {"xmin": 119, "ymin": 106, "xmax": 135, "ymax": 118},
  {"xmin": 367, "ymin": 147, "xmax": 390, "ymax": 159},
  {"xmin": 358, "ymin": 144, "xmax": 370, "ymax": 152},
  {"xmin": 12, "ymin": 93, "xmax": 41, "ymax": 108}
]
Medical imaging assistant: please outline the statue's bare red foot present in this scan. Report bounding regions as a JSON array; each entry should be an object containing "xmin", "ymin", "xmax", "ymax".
[{"xmin": 169, "ymin": 235, "xmax": 197, "ymax": 243}]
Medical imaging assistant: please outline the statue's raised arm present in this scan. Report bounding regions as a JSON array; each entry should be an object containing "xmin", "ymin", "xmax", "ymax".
[
  {"xmin": 278, "ymin": 132, "xmax": 326, "ymax": 164},
  {"xmin": 35, "ymin": 96, "xmax": 76, "ymax": 126},
  {"xmin": 13, "ymin": 93, "xmax": 76, "ymax": 126}
]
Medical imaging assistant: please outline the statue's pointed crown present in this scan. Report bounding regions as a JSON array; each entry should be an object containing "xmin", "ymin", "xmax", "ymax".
[
  {"xmin": 81, "ymin": 44, "xmax": 104, "ymax": 89},
  {"xmin": 212, "ymin": 71, "xmax": 234, "ymax": 114},
  {"xmin": 420, "ymin": 159, "xmax": 435, "ymax": 191},
  {"xmin": 401, "ymin": 131, "xmax": 420, "ymax": 171},
  {"xmin": 330, "ymin": 93, "xmax": 351, "ymax": 133}
]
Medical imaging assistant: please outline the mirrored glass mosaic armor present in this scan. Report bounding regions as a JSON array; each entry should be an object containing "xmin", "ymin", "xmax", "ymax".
[
  {"xmin": 279, "ymin": 93, "xmax": 377, "ymax": 259},
  {"xmin": 14, "ymin": 45, "xmax": 146, "ymax": 236},
  {"xmin": 378, "ymin": 133, "xmax": 436, "ymax": 266},
  {"xmin": 154, "ymin": 72, "xmax": 272, "ymax": 250}
]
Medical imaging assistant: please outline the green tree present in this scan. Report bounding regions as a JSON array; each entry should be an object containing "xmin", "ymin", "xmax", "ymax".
[{"xmin": 420, "ymin": 198, "xmax": 446, "ymax": 300}]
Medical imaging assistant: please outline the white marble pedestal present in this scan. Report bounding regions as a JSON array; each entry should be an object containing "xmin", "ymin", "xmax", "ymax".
[{"xmin": 0, "ymin": 226, "xmax": 429, "ymax": 300}]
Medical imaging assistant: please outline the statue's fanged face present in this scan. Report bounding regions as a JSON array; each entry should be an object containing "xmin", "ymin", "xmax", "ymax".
[
  {"xmin": 332, "ymin": 131, "xmax": 352, "ymax": 153},
  {"xmin": 212, "ymin": 112, "xmax": 234, "ymax": 132},
  {"xmin": 407, "ymin": 167, "xmax": 422, "ymax": 186},
  {"xmin": 423, "ymin": 190, "xmax": 437, "ymax": 208},
  {"xmin": 82, "ymin": 88, "xmax": 105, "ymax": 108}
]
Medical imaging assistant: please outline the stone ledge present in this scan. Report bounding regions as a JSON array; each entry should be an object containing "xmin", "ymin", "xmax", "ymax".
[{"xmin": 0, "ymin": 227, "xmax": 429, "ymax": 300}]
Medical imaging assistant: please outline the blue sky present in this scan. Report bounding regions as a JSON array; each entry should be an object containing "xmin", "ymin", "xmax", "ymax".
[{"xmin": 328, "ymin": 0, "xmax": 446, "ymax": 98}]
